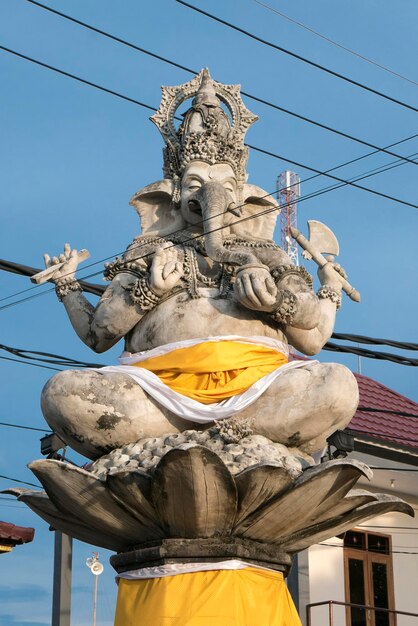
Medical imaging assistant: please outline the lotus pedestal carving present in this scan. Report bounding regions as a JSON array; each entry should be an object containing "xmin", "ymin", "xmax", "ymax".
[{"xmin": 8, "ymin": 431, "xmax": 413, "ymax": 623}]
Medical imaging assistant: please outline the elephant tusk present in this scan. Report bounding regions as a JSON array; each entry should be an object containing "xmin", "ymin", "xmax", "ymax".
[{"xmin": 228, "ymin": 201, "xmax": 241, "ymax": 217}]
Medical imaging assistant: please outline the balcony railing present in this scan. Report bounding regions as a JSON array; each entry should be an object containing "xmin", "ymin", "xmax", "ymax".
[{"xmin": 306, "ymin": 600, "xmax": 418, "ymax": 626}]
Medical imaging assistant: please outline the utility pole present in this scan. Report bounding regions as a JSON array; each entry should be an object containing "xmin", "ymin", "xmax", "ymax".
[
  {"xmin": 52, "ymin": 531, "xmax": 73, "ymax": 626},
  {"xmin": 86, "ymin": 552, "xmax": 104, "ymax": 626}
]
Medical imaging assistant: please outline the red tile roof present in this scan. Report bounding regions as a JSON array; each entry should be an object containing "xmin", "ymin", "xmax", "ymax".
[
  {"xmin": 0, "ymin": 521, "xmax": 34, "ymax": 545},
  {"xmin": 349, "ymin": 373, "xmax": 418, "ymax": 450}
]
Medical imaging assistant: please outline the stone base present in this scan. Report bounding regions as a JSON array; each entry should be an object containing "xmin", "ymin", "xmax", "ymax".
[{"xmin": 110, "ymin": 537, "xmax": 292, "ymax": 575}]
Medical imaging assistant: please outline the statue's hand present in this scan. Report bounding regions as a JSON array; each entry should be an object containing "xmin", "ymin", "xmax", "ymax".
[
  {"xmin": 43, "ymin": 243, "xmax": 79, "ymax": 283},
  {"xmin": 317, "ymin": 256, "xmax": 348, "ymax": 290},
  {"xmin": 150, "ymin": 244, "xmax": 183, "ymax": 295},
  {"xmin": 235, "ymin": 266, "xmax": 277, "ymax": 312}
]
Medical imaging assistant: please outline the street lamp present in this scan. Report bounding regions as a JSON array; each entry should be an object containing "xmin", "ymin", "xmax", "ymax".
[{"xmin": 86, "ymin": 552, "xmax": 104, "ymax": 626}]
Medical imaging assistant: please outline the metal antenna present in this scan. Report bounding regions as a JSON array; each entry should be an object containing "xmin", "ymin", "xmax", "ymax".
[{"xmin": 277, "ymin": 170, "xmax": 300, "ymax": 265}]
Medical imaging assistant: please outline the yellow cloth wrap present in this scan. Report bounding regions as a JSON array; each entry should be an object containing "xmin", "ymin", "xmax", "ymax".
[
  {"xmin": 135, "ymin": 341, "xmax": 288, "ymax": 404},
  {"xmin": 114, "ymin": 569, "xmax": 301, "ymax": 626}
]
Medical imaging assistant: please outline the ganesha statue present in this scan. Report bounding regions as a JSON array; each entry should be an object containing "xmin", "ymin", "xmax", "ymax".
[
  {"xmin": 12, "ymin": 69, "xmax": 413, "ymax": 626},
  {"xmin": 40, "ymin": 68, "xmax": 359, "ymax": 461}
]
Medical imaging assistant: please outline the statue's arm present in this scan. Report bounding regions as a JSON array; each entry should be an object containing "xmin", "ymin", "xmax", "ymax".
[
  {"xmin": 60, "ymin": 273, "xmax": 145, "ymax": 353},
  {"xmin": 280, "ymin": 263, "xmax": 344, "ymax": 356},
  {"xmin": 283, "ymin": 298, "xmax": 337, "ymax": 355},
  {"xmin": 233, "ymin": 246, "xmax": 321, "ymax": 331},
  {"xmin": 44, "ymin": 242, "xmax": 183, "ymax": 353},
  {"xmin": 233, "ymin": 246, "xmax": 346, "ymax": 355}
]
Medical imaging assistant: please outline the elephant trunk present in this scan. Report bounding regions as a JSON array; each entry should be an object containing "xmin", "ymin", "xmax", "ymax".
[{"xmin": 191, "ymin": 182, "xmax": 259, "ymax": 267}]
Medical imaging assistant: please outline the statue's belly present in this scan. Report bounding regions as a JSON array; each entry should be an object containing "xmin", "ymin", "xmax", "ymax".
[{"xmin": 125, "ymin": 290, "xmax": 285, "ymax": 352}]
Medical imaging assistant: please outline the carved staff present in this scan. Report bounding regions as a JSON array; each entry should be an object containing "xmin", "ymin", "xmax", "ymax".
[
  {"xmin": 290, "ymin": 221, "xmax": 361, "ymax": 302},
  {"xmin": 30, "ymin": 249, "xmax": 90, "ymax": 285}
]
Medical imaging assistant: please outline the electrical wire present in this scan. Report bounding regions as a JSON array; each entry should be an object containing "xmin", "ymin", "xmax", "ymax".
[
  {"xmin": 0, "ymin": 44, "xmax": 159, "ymax": 112},
  {"xmin": 334, "ymin": 334, "xmax": 418, "ymax": 351},
  {"xmin": 1, "ymin": 142, "xmax": 416, "ymax": 307},
  {"xmin": 369, "ymin": 468, "xmax": 418, "ymax": 472},
  {"xmin": 0, "ymin": 496, "xmax": 24, "ymax": 501},
  {"xmin": 0, "ymin": 421, "xmax": 49, "ymax": 433},
  {"xmin": 0, "ymin": 342, "xmax": 103, "ymax": 368},
  {"xmin": 0, "ymin": 474, "xmax": 40, "ymax": 488},
  {"xmin": 0, "ymin": 355, "xmax": 62, "ymax": 372},
  {"xmin": 21, "ymin": 0, "xmax": 418, "ymax": 166},
  {"xmin": 246, "ymin": 143, "xmax": 418, "ymax": 209},
  {"xmin": 0, "ymin": 342, "xmax": 410, "ymax": 368},
  {"xmin": 356, "ymin": 408, "xmax": 418, "ymax": 419},
  {"xmin": 318, "ymin": 542, "xmax": 418, "ymax": 555},
  {"xmin": 0, "ymin": 44, "xmax": 416, "ymax": 362},
  {"xmin": 1, "ymin": 43, "xmax": 417, "ymax": 214},
  {"xmin": 1, "ymin": 146, "xmax": 418, "ymax": 315},
  {"xmin": 348, "ymin": 430, "xmax": 418, "ymax": 445},
  {"xmin": 0, "ymin": 180, "xmax": 417, "ymax": 365},
  {"xmin": 362, "ymin": 525, "xmax": 418, "ymax": 530},
  {"xmin": 176, "ymin": 1, "xmax": 418, "ymax": 114},
  {"xmin": 252, "ymin": 0, "xmax": 418, "ymax": 88},
  {"xmin": 324, "ymin": 342, "xmax": 418, "ymax": 366}
]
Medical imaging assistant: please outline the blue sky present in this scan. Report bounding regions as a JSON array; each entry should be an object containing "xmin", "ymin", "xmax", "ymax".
[{"xmin": 0, "ymin": 0, "xmax": 417, "ymax": 623}]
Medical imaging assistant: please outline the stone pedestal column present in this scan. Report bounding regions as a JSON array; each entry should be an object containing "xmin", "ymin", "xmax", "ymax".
[{"xmin": 111, "ymin": 539, "xmax": 299, "ymax": 626}]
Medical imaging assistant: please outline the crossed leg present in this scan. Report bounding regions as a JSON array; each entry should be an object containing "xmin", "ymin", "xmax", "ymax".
[{"xmin": 41, "ymin": 362, "xmax": 358, "ymax": 460}]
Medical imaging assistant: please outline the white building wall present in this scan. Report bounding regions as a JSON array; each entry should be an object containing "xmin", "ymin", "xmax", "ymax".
[
  {"xmin": 304, "ymin": 507, "xmax": 418, "ymax": 626},
  {"xmin": 308, "ymin": 538, "xmax": 346, "ymax": 626}
]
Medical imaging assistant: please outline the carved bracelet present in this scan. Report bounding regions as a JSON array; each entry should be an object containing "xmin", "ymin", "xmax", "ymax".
[
  {"xmin": 270, "ymin": 289, "xmax": 298, "ymax": 325},
  {"xmin": 55, "ymin": 277, "xmax": 82, "ymax": 302},
  {"xmin": 271, "ymin": 264, "xmax": 313, "ymax": 289},
  {"xmin": 128, "ymin": 277, "xmax": 161, "ymax": 311},
  {"xmin": 317, "ymin": 285, "xmax": 342, "ymax": 310}
]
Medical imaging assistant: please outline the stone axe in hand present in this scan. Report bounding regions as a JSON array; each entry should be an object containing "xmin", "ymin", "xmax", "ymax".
[{"xmin": 290, "ymin": 221, "xmax": 361, "ymax": 302}]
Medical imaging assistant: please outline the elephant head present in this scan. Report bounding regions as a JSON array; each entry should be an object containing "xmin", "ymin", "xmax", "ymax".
[{"xmin": 130, "ymin": 160, "xmax": 280, "ymax": 268}]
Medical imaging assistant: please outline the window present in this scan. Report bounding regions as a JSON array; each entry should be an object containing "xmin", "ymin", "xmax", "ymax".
[{"xmin": 344, "ymin": 529, "xmax": 395, "ymax": 626}]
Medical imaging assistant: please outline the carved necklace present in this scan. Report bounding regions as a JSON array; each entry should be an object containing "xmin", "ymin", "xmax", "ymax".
[{"xmin": 183, "ymin": 247, "xmax": 223, "ymax": 299}]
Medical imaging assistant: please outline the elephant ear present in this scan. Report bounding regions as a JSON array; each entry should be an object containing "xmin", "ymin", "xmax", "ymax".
[
  {"xmin": 230, "ymin": 184, "xmax": 279, "ymax": 241},
  {"xmin": 130, "ymin": 179, "xmax": 186, "ymax": 236}
]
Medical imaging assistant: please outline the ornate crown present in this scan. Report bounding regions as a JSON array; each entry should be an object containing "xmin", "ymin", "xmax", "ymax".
[{"xmin": 150, "ymin": 69, "xmax": 258, "ymax": 183}]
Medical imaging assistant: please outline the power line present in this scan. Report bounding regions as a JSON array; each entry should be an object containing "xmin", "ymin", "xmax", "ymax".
[
  {"xmin": 1, "ymin": 144, "xmax": 417, "ymax": 314},
  {"xmin": 0, "ymin": 45, "xmax": 159, "ymax": 113},
  {"xmin": 176, "ymin": 0, "xmax": 418, "ymax": 114},
  {"xmin": 356, "ymin": 408, "xmax": 418, "ymax": 419},
  {"xmin": 334, "ymin": 333, "xmax": 418, "ymax": 351},
  {"xmin": 349, "ymin": 429, "xmax": 418, "ymax": 445},
  {"xmin": 252, "ymin": 0, "xmax": 418, "ymax": 88},
  {"xmin": 0, "ymin": 421, "xmax": 49, "ymax": 433},
  {"xmin": 1, "ymin": 144, "xmax": 416, "ymax": 308},
  {"xmin": 0, "ymin": 342, "xmax": 103, "ymax": 368},
  {"xmin": 0, "ymin": 496, "xmax": 22, "ymax": 501},
  {"xmin": 325, "ymin": 342, "xmax": 418, "ymax": 366},
  {"xmin": 362, "ymin": 525, "xmax": 418, "ymax": 530},
  {"xmin": 246, "ymin": 143, "xmax": 418, "ymax": 210},
  {"xmin": 0, "ymin": 258, "xmax": 104, "ymax": 298},
  {"xmin": 21, "ymin": 0, "xmax": 418, "ymax": 166},
  {"xmin": 1, "ymin": 326, "xmax": 418, "ymax": 382},
  {"xmin": 370, "ymin": 468, "xmax": 418, "ymax": 472},
  {"xmin": 0, "ymin": 355, "xmax": 62, "ymax": 372},
  {"xmin": 0, "ymin": 48, "xmax": 416, "ymax": 354},
  {"xmin": 0, "ymin": 474, "xmax": 40, "ymax": 488},
  {"xmin": 1, "ymin": 43, "xmax": 417, "ymax": 216},
  {"xmin": 318, "ymin": 542, "xmax": 418, "ymax": 555}
]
